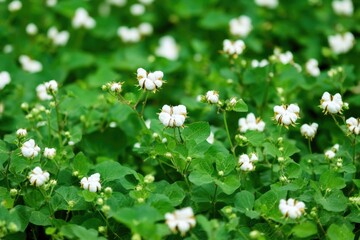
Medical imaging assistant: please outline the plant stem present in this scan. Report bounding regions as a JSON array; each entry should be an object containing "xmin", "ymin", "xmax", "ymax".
[
  {"xmin": 353, "ymin": 135, "xmax": 357, "ymax": 165},
  {"xmin": 140, "ymin": 92, "xmax": 149, "ymax": 117},
  {"xmin": 223, "ymin": 111, "xmax": 236, "ymax": 159},
  {"xmin": 53, "ymin": 94, "xmax": 63, "ymax": 149},
  {"xmin": 177, "ymin": 127, "xmax": 184, "ymax": 143},
  {"xmin": 308, "ymin": 139, "xmax": 312, "ymax": 154}
]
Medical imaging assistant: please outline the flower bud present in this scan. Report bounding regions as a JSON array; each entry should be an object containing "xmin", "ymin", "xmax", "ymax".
[
  {"xmin": 10, "ymin": 189, "xmax": 18, "ymax": 197},
  {"xmin": 144, "ymin": 174, "xmax": 155, "ymax": 184}
]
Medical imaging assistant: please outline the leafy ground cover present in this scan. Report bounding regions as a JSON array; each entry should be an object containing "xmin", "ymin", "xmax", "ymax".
[{"xmin": 0, "ymin": 0, "xmax": 360, "ymax": 239}]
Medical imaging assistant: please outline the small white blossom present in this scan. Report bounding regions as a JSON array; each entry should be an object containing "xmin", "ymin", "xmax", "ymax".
[
  {"xmin": 273, "ymin": 104, "xmax": 300, "ymax": 126},
  {"xmin": 29, "ymin": 167, "xmax": 50, "ymax": 187},
  {"xmin": 19, "ymin": 55, "xmax": 42, "ymax": 73},
  {"xmin": 145, "ymin": 119, "xmax": 151, "ymax": 129},
  {"xmin": 205, "ymin": 90, "xmax": 219, "ymax": 104},
  {"xmin": 328, "ymin": 32, "xmax": 355, "ymax": 54},
  {"xmin": 21, "ymin": 139, "xmax": 41, "ymax": 158},
  {"xmin": 159, "ymin": 105, "xmax": 187, "ymax": 127},
  {"xmin": 110, "ymin": 82, "xmax": 122, "ymax": 93},
  {"xmin": 36, "ymin": 84, "xmax": 52, "ymax": 101},
  {"xmin": 138, "ymin": 22, "xmax": 153, "ymax": 36},
  {"xmin": 117, "ymin": 26, "xmax": 141, "ymax": 43},
  {"xmin": 134, "ymin": 142, "xmax": 141, "ymax": 148},
  {"xmin": 155, "ymin": 36, "xmax": 179, "ymax": 61},
  {"xmin": 325, "ymin": 150, "xmax": 336, "ymax": 159},
  {"xmin": 26, "ymin": 23, "xmax": 38, "ymax": 36},
  {"xmin": 255, "ymin": 0, "xmax": 278, "ymax": 8},
  {"xmin": 165, "ymin": 207, "xmax": 196, "ymax": 236},
  {"xmin": 277, "ymin": 51, "xmax": 293, "ymax": 64},
  {"xmin": 320, "ymin": 92, "xmax": 343, "ymax": 114},
  {"xmin": 206, "ymin": 131, "xmax": 215, "ymax": 144},
  {"xmin": 223, "ymin": 39, "xmax": 245, "ymax": 56},
  {"xmin": 238, "ymin": 153, "xmax": 258, "ymax": 171},
  {"xmin": 44, "ymin": 147, "xmax": 56, "ymax": 159},
  {"xmin": 0, "ymin": 71, "xmax": 11, "ymax": 90},
  {"xmin": 80, "ymin": 173, "xmax": 101, "ymax": 192},
  {"xmin": 130, "ymin": 3, "xmax": 145, "ymax": 16},
  {"xmin": 346, "ymin": 117, "xmax": 360, "ymax": 135},
  {"xmin": 238, "ymin": 113, "xmax": 265, "ymax": 133},
  {"xmin": 109, "ymin": 121, "xmax": 117, "ymax": 128},
  {"xmin": 47, "ymin": 27, "xmax": 70, "ymax": 46},
  {"xmin": 3, "ymin": 44, "xmax": 13, "ymax": 54},
  {"xmin": 229, "ymin": 15, "xmax": 252, "ymax": 38},
  {"xmin": 305, "ymin": 59, "xmax": 320, "ymax": 77},
  {"xmin": 300, "ymin": 123, "xmax": 318, "ymax": 140},
  {"xmin": 279, "ymin": 198, "xmax": 305, "ymax": 219},
  {"xmin": 332, "ymin": 0, "xmax": 353, "ymax": 16},
  {"xmin": 72, "ymin": 8, "xmax": 96, "ymax": 29},
  {"xmin": 8, "ymin": 0, "xmax": 22, "ymax": 12},
  {"xmin": 16, "ymin": 128, "xmax": 27, "ymax": 137},
  {"xmin": 251, "ymin": 59, "xmax": 269, "ymax": 68},
  {"xmin": 44, "ymin": 80, "xmax": 58, "ymax": 93},
  {"xmin": 137, "ymin": 68, "xmax": 164, "ymax": 91}
]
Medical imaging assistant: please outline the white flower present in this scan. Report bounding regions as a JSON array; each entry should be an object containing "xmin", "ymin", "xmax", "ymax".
[
  {"xmin": 72, "ymin": 8, "xmax": 96, "ymax": 29},
  {"xmin": 305, "ymin": 59, "xmax": 320, "ymax": 77},
  {"xmin": 47, "ymin": 27, "xmax": 70, "ymax": 46},
  {"xmin": 0, "ymin": 71, "xmax": 11, "ymax": 90},
  {"xmin": 109, "ymin": 121, "xmax": 117, "ymax": 128},
  {"xmin": 159, "ymin": 105, "xmax": 187, "ymax": 127},
  {"xmin": 165, "ymin": 207, "xmax": 196, "ymax": 236},
  {"xmin": 277, "ymin": 51, "xmax": 293, "ymax": 64},
  {"xmin": 44, "ymin": 147, "xmax": 56, "ymax": 159},
  {"xmin": 223, "ymin": 39, "xmax": 245, "ymax": 56},
  {"xmin": 8, "ymin": 0, "xmax": 22, "ymax": 12},
  {"xmin": 332, "ymin": 0, "xmax": 353, "ymax": 16},
  {"xmin": 80, "ymin": 173, "xmax": 101, "ymax": 192},
  {"xmin": 320, "ymin": 92, "xmax": 343, "ymax": 114},
  {"xmin": 273, "ymin": 104, "xmax": 300, "ymax": 126},
  {"xmin": 155, "ymin": 36, "xmax": 179, "ymax": 61},
  {"xmin": 19, "ymin": 55, "xmax": 42, "ymax": 73},
  {"xmin": 145, "ymin": 119, "xmax": 151, "ymax": 129},
  {"xmin": 130, "ymin": 3, "xmax": 145, "ymax": 16},
  {"xmin": 205, "ymin": 90, "xmax": 219, "ymax": 104},
  {"xmin": 238, "ymin": 113, "xmax": 266, "ymax": 133},
  {"xmin": 279, "ymin": 198, "xmax": 305, "ymax": 219},
  {"xmin": 325, "ymin": 150, "xmax": 335, "ymax": 159},
  {"xmin": 346, "ymin": 117, "xmax": 360, "ymax": 135},
  {"xmin": 138, "ymin": 22, "xmax": 153, "ymax": 36},
  {"xmin": 328, "ymin": 32, "xmax": 355, "ymax": 54},
  {"xmin": 110, "ymin": 82, "xmax": 122, "ymax": 92},
  {"xmin": 251, "ymin": 59, "xmax": 269, "ymax": 68},
  {"xmin": 36, "ymin": 84, "xmax": 52, "ymax": 101},
  {"xmin": 106, "ymin": 0, "xmax": 127, "ymax": 7},
  {"xmin": 26, "ymin": 23, "xmax": 38, "ymax": 36},
  {"xmin": 29, "ymin": 167, "xmax": 50, "ymax": 187},
  {"xmin": 255, "ymin": 0, "xmax": 278, "ymax": 8},
  {"xmin": 229, "ymin": 15, "xmax": 252, "ymax": 38},
  {"xmin": 21, "ymin": 139, "xmax": 41, "ymax": 158},
  {"xmin": 137, "ymin": 68, "xmax": 164, "ymax": 91},
  {"xmin": 238, "ymin": 153, "xmax": 258, "ymax": 171},
  {"xmin": 46, "ymin": 0, "xmax": 57, "ymax": 7},
  {"xmin": 16, "ymin": 128, "xmax": 27, "ymax": 137},
  {"xmin": 206, "ymin": 131, "xmax": 215, "ymax": 144},
  {"xmin": 44, "ymin": 80, "xmax": 58, "ymax": 93},
  {"xmin": 3, "ymin": 44, "xmax": 13, "ymax": 54},
  {"xmin": 300, "ymin": 123, "xmax": 318, "ymax": 140},
  {"xmin": 117, "ymin": 26, "xmax": 141, "ymax": 43}
]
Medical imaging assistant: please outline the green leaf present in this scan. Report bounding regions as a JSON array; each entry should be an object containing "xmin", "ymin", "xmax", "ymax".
[
  {"xmin": 95, "ymin": 160, "xmax": 137, "ymax": 183},
  {"xmin": 81, "ymin": 191, "xmax": 97, "ymax": 202},
  {"xmin": 60, "ymin": 51, "xmax": 95, "ymax": 70},
  {"xmin": 0, "ymin": 140, "xmax": 9, "ymax": 170},
  {"xmin": 113, "ymin": 205, "xmax": 163, "ymax": 228},
  {"xmin": 183, "ymin": 122, "xmax": 210, "ymax": 143},
  {"xmin": 215, "ymin": 154, "xmax": 235, "ymax": 176},
  {"xmin": 189, "ymin": 170, "xmax": 214, "ymax": 186},
  {"xmin": 319, "ymin": 171, "xmax": 346, "ymax": 190},
  {"xmin": 315, "ymin": 189, "xmax": 348, "ymax": 212},
  {"xmin": 282, "ymin": 141, "xmax": 300, "ymax": 157},
  {"xmin": 327, "ymin": 224, "xmax": 354, "ymax": 240},
  {"xmin": 285, "ymin": 161, "xmax": 302, "ymax": 178},
  {"xmin": 29, "ymin": 210, "xmax": 52, "ymax": 226},
  {"xmin": 292, "ymin": 221, "xmax": 317, "ymax": 238},
  {"xmin": 215, "ymin": 174, "xmax": 240, "ymax": 195},
  {"xmin": 53, "ymin": 186, "xmax": 89, "ymax": 210},
  {"xmin": 199, "ymin": 11, "xmax": 231, "ymax": 30},
  {"xmin": 244, "ymin": 131, "xmax": 265, "ymax": 147},
  {"xmin": 263, "ymin": 142, "xmax": 281, "ymax": 158},
  {"xmin": 232, "ymin": 99, "xmax": 248, "ymax": 112},
  {"xmin": 163, "ymin": 183, "xmax": 186, "ymax": 207},
  {"xmin": 8, "ymin": 205, "xmax": 32, "ymax": 231},
  {"xmin": 72, "ymin": 152, "xmax": 91, "ymax": 177},
  {"xmin": 234, "ymin": 190, "xmax": 255, "ymax": 213},
  {"xmin": 60, "ymin": 224, "xmax": 104, "ymax": 240}
]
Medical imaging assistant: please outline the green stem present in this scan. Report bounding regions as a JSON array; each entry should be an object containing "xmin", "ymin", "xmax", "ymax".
[
  {"xmin": 223, "ymin": 111, "xmax": 236, "ymax": 159},
  {"xmin": 98, "ymin": 210, "xmax": 121, "ymax": 239},
  {"xmin": 308, "ymin": 139, "xmax": 312, "ymax": 154},
  {"xmin": 177, "ymin": 127, "xmax": 184, "ymax": 143},
  {"xmin": 53, "ymin": 94, "xmax": 63, "ymax": 149},
  {"xmin": 353, "ymin": 135, "xmax": 357, "ymax": 165},
  {"xmin": 140, "ymin": 92, "xmax": 149, "ymax": 117},
  {"xmin": 134, "ymin": 90, "xmax": 145, "ymax": 109}
]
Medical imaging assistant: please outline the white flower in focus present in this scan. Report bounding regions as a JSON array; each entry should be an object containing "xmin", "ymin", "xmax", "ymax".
[
  {"xmin": 106, "ymin": 0, "xmax": 127, "ymax": 7},
  {"xmin": 238, "ymin": 153, "xmax": 258, "ymax": 171},
  {"xmin": 255, "ymin": 0, "xmax": 278, "ymax": 8},
  {"xmin": 21, "ymin": 139, "xmax": 41, "ymax": 158},
  {"xmin": 205, "ymin": 90, "xmax": 219, "ymax": 104},
  {"xmin": 29, "ymin": 167, "xmax": 50, "ymax": 187},
  {"xmin": 279, "ymin": 198, "xmax": 305, "ymax": 219},
  {"xmin": 300, "ymin": 123, "xmax": 318, "ymax": 140},
  {"xmin": 47, "ymin": 27, "xmax": 70, "ymax": 46},
  {"xmin": 229, "ymin": 15, "xmax": 252, "ymax": 38},
  {"xmin": 110, "ymin": 82, "xmax": 122, "ymax": 93},
  {"xmin": 159, "ymin": 105, "xmax": 187, "ymax": 127},
  {"xmin": 137, "ymin": 68, "xmax": 164, "ymax": 91},
  {"xmin": 251, "ymin": 59, "xmax": 269, "ymax": 68},
  {"xmin": 320, "ymin": 92, "xmax": 343, "ymax": 114},
  {"xmin": 206, "ymin": 131, "xmax": 215, "ymax": 144},
  {"xmin": 346, "ymin": 117, "xmax": 360, "ymax": 135},
  {"xmin": 138, "ymin": 22, "xmax": 153, "ymax": 36},
  {"xmin": 0, "ymin": 71, "xmax": 11, "ymax": 90},
  {"xmin": 130, "ymin": 4, "xmax": 145, "ymax": 16},
  {"xmin": 46, "ymin": 0, "xmax": 57, "ymax": 7},
  {"xmin": 26, "ymin": 23, "xmax": 38, "ymax": 36},
  {"xmin": 72, "ymin": 8, "xmax": 96, "ymax": 29},
  {"xmin": 155, "ymin": 36, "xmax": 179, "ymax": 61},
  {"xmin": 273, "ymin": 104, "xmax": 300, "ymax": 126},
  {"xmin": 16, "ymin": 128, "xmax": 27, "ymax": 137},
  {"xmin": 80, "ymin": 173, "xmax": 101, "ymax": 192},
  {"xmin": 238, "ymin": 113, "xmax": 265, "ymax": 133},
  {"xmin": 44, "ymin": 147, "xmax": 56, "ymax": 159},
  {"xmin": 165, "ymin": 207, "xmax": 196, "ymax": 236},
  {"xmin": 36, "ymin": 84, "xmax": 52, "ymax": 101},
  {"xmin": 305, "ymin": 59, "xmax": 320, "ymax": 77},
  {"xmin": 117, "ymin": 26, "xmax": 141, "ymax": 43},
  {"xmin": 19, "ymin": 55, "xmax": 43, "ymax": 73},
  {"xmin": 8, "ymin": 0, "xmax": 22, "ymax": 12},
  {"xmin": 223, "ymin": 39, "xmax": 245, "ymax": 57},
  {"xmin": 332, "ymin": 0, "xmax": 353, "ymax": 16},
  {"xmin": 328, "ymin": 32, "xmax": 355, "ymax": 54}
]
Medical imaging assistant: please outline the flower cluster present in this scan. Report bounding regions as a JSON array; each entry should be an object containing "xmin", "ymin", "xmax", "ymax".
[
  {"xmin": 29, "ymin": 167, "xmax": 50, "ymax": 187},
  {"xmin": 19, "ymin": 55, "xmax": 43, "ymax": 73},
  {"xmin": 36, "ymin": 80, "xmax": 59, "ymax": 101},
  {"xmin": 117, "ymin": 23, "xmax": 153, "ymax": 43},
  {"xmin": 273, "ymin": 49, "xmax": 294, "ymax": 65},
  {"xmin": 346, "ymin": 117, "xmax": 360, "ymax": 135},
  {"xmin": 205, "ymin": 90, "xmax": 219, "ymax": 104},
  {"xmin": 229, "ymin": 15, "xmax": 252, "ymax": 38},
  {"xmin": 305, "ymin": 59, "xmax": 320, "ymax": 77},
  {"xmin": 251, "ymin": 59, "xmax": 269, "ymax": 68},
  {"xmin": 159, "ymin": 105, "xmax": 187, "ymax": 127},
  {"xmin": 44, "ymin": 147, "xmax": 56, "ymax": 159},
  {"xmin": 273, "ymin": 104, "xmax": 300, "ymax": 127},
  {"xmin": 325, "ymin": 144, "xmax": 339, "ymax": 159},
  {"xmin": 320, "ymin": 92, "xmax": 343, "ymax": 114},
  {"xmin": 300, "ymin": 123, "xmax": 318, "ymax": 140},
  {"xmin": 328, "ymin": 32, "xmax": 355, "ymax": 54},
  {"xmin": 279, "ymin": 198, "xmax": 305, "ymax": 219},
  {"xmin": 155, "ymin": 36, "xmax": 179, "ymax": 61},
  {"xmin": 332, "ymin": 0, "xmax": 353, "ymax": 16},
  {"xmin": 16, "ymin": 128, "xmax": 27, "ymax": 138},
  {"xmin": 81, "ymin": 173, "xmax": 101, "ymax": 192},
  {"xmin": 47, "ymin": 27, "xmax": 70, "ymax": 46},
  {"xmin": 0, "ymin": 71, "xmax": 11, "ymax": 90},
  {"xmin": 21, "ymin": 139, "xmax": 41, "ymax": 158},
  {"xmin": 238, "ymin": 153, "xmax": 258, "ymax": 171},
  {"xmin": 137, "ymin": 68, "xmax": 164, "ymax": 91},
  {"xmin": 165, "ymin": 207, "xmax": 196, "ymax": 236},
  {"xmin": 238, "ymin": 113, "xmax": 265, "ymax": 133},
  {"xmin": 223, "ymin": 39, "xmax": 245, "ymax": 57},
  {"xmin": 72, "ymin": 8, "xmax": 96, "ymax": 29},
  {"xmin": 255, "ymin": 0, "xmax": 278, "ymax": 8}
]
